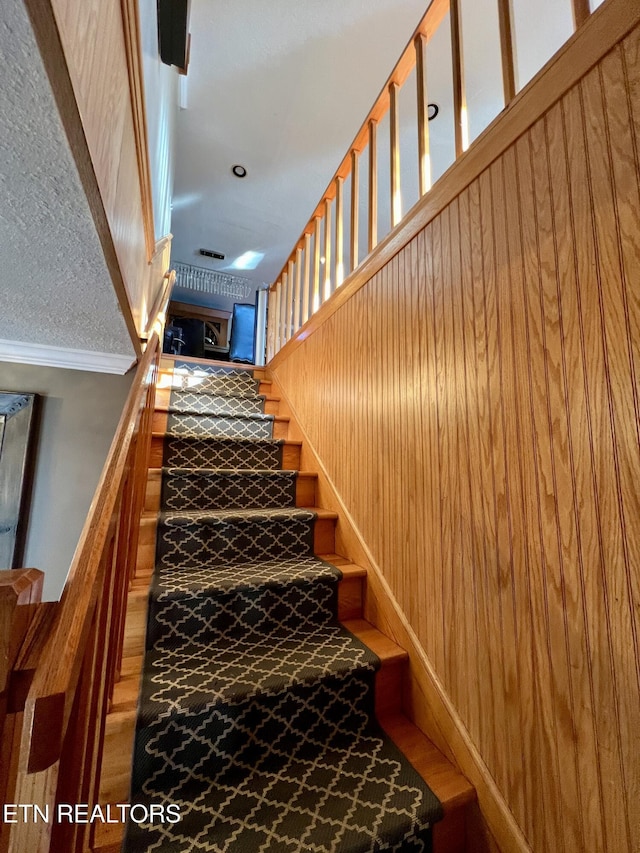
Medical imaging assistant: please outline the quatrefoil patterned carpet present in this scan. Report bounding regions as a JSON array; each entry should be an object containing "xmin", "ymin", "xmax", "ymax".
[{"xmin": 125, "ymin": 361, "xmax": 442, "ymax": 852}]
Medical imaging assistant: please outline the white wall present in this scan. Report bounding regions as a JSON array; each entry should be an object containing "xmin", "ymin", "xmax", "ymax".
[
  {"xmin": 139, "ymin": 0, "xmax": 178, "ymax": 240},
  {"xmin": 0, "ymin": 362, "xmax": 133, "ymax": 600}
]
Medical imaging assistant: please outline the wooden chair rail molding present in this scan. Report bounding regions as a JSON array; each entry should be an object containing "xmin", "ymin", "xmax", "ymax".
[
  {"xmin": 1, "ymin": 334, "xmax": 161, "ymax": 853},
  {"xmin": 266, "ymin": 0, "xmax": 638, "ymax": 365}
]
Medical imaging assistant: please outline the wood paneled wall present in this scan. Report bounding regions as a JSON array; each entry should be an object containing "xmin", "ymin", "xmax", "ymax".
[
  {"xmin": 41, "ymin": 0, "xmax": 164, "ymax": 339},
  {"xmin": 274, "ymin": 25, "xmax": 640, "ymax": 853}
]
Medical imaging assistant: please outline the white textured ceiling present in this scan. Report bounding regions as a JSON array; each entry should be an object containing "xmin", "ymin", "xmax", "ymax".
[
  {"xmin": 0, "ymin": 0, "xmax": 135, "ymax": 365},
  {"xmin": 170, "ymin": 0, "xmax": 578, "ymax": 303}
]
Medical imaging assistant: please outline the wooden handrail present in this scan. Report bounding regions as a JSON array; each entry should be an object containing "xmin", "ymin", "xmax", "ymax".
[{"xmin": 21, "ymin": 336, "xmax": 160, "ymax": 774}]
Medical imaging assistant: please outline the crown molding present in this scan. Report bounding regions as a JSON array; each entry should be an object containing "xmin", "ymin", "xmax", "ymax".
[{"xmin": 0, "ymin": 339, "xmax": 136, "ymax": 374}]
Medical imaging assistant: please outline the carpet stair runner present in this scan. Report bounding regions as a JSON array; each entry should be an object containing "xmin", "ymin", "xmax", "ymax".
[{"xmin": 124, "ymin": 360, "xmax": 444, "ymax": 852}]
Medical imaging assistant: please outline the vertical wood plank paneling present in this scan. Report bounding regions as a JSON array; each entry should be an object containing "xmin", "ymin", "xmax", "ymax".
[
  {"xmin": 447, "ymin": 197, "xmax": 473, "ymax": 729},
  {"xmin": 456, "ymin": 188, "xmax": 485, "ymax": 753},
  {"xmin": 487, "ymin": 160, "xmax": 523, "ymax": 823},
  {"xmin": 431, "ymin": 213, "xmax": 449, "ymax": 682},
  {"xmin": 500, "ymin": 147, "xmax": 538, "ymax": 841},
  {"xmin": 477, "ymin": 169, "xmax": 508, "ymax": 796},
  {"xmin": 273, "ymin": 27, "xmax": 640, "ymax": 853},
  {"xmin": 562, "ymin": 80, "xmax": 629, "ymax": 851},
  {"xmin": 404, "ymin": 237, "xmax": 422, "ymax": 634},
  {"xmin": 423, "ymin": 221, "xmax": 445, "ymax": 677},
  {"xmin": 466, "ymin": 179, "xmax": 497, "ymax": 767},
  {"xmin": 530, "ymin": 116, "xmax": 580, "ymax": 852},
  {"xmin": 582, "ymin": 57, "xmax": 640, "ymax": 849},
  {"xmin": 514, "ymin": 131, "xmax": 565, "ymax": 853},
  {"xmin": 545, "ymin": 99, "xmax": 606, "ymax": 850}
]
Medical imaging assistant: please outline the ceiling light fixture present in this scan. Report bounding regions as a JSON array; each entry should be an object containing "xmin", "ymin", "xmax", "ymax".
[{"xmin": 232, "ymin": 164, "xmax": 247, "ymax": 178}]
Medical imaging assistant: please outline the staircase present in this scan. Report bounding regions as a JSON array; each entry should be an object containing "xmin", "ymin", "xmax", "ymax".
[{"xmin": 95, "ymin": 357, "xmax": 475, "ymax": 853}]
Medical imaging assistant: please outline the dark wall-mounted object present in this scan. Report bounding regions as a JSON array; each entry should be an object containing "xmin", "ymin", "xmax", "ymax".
[
  {"xmin": 157, "ymin": 0, "xmax": 191, "ymax": 73},
  {"xmin": 229, "ymin": 303, "xmax": 256, "ymax": 364},
  {"xmin": 0, "ymin": 393, "xmax": 37, "ymax": 569}
]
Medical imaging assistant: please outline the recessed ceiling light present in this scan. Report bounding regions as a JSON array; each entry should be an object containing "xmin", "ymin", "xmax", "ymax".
[{"xmin": 232, "ymin": 164, "xmax": 247, "ymax": 178}]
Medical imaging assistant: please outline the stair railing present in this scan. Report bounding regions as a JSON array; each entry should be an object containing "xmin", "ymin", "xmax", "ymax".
[
  {"xmin": 0, "ymin": 333, "xmax": 161, "ymax": 853},
  {"xmin": 266, "ymin": 0, "xmax": 595, "ymax": 360}
]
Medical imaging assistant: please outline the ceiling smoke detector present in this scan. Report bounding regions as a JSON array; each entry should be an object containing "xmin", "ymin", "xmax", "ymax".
[{"xmin": 231, "ymin": 164, "xmax": 247, "ymax": 178}]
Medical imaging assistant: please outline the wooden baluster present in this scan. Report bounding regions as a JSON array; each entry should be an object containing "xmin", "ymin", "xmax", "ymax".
[
  {"xmin": 415, "ymin": 32, "xmax": 432, "ymax": 195},
  {"xmin": 53, "ymin": 532, "xmax": 117, "ymax": 853},
  {"xmin": 350, "ymin": 150, "xmax": 359, "ymax": 272},
  {"xmin": 294, "ymin": 246, "xmax": 303, "ymax": 331},
  {"xmin": 313, "ymin": 216, "xmax": 322, "ymax": 313},
  {"xmin": 323, "ymin": 199, "xmax": 332, "ymax": 300},
  {"xmin": 303, "ymin": 232, "xmax": 312, "ymax": 324},
  {"xmin": 571, "ymin": 0, "xmax": 590, "ymax": 28},
  {"xmin": 335, "ymin": 176, "xmax": 344, "ymax": 288},
  {"xmin": 0, "ymin": 568, "xmax": 46, "ymax": 853},
  {"xmin": 389, "ymin": 81, "xmax": 401, "ymax": 228},
  {"xmin": 497, "ymin": 0, "xmax": 516, "ymax": 104},
  {"xmin": 280, "ymin": 272, "xmax": 288, "ymax": 345},
  {"xmin": 287, "ymin": 259, "xmax": 295, "ymax": 337},
  {"xmin": 450, "ymin": 0, "xmax": 468, "ymax": 157},
  {"xmin": 267, "ymin": 289, "xmax": 276, "ymax": 361},
  {"xmin": 274, "ymin": 281, "xmax": 282, "ymax": 352},
  {"xmin": 368, "ymin": 119, "xmax": 378, "ymax": 252}
]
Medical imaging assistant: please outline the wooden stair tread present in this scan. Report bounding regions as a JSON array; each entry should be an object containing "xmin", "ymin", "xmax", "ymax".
[
  {"xmin": 379, "ymin": 713, "xmax": 475, "ymax": 813},
  {"xmin": 343, "ymin": 618, "xmax": 408, "ymax": 665}
]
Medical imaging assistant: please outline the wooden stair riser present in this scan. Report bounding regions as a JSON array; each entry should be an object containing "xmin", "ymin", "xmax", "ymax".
[
  {"xmin": 143, "ymin": 471, "xmax": 317, "ymax": 513},
  {"xmin": 149, "ymin": 436, "xmax": 302, "ymax": 470},
  {"xmin": 137, "ymin": 512, "xmax": 338, "ymax": 576}
]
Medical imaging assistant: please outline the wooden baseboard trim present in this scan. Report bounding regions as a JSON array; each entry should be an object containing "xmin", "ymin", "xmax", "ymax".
[{"xmin": 269, "ymin": 373, "xmax": 532, "ymax": 853}]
